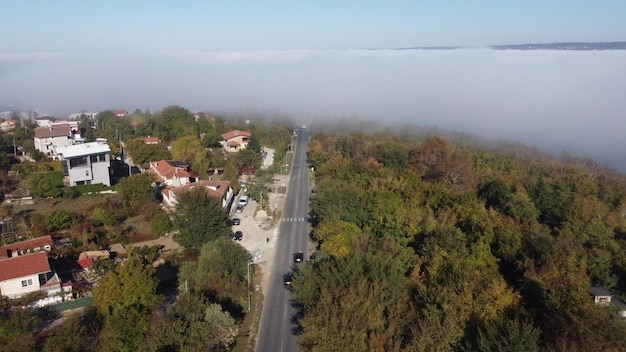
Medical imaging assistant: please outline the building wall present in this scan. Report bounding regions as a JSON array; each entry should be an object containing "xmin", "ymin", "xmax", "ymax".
[
  {"xmin": 0, "ymin": 273, "xmax": 42, "ymax": 298},
  {"xmin": 65, "ymin": 153, "xmax": 111, "ymax": 186},
  {"xmin": 34, "ymin": 135, "xmax": 72, "ymax": 156}
]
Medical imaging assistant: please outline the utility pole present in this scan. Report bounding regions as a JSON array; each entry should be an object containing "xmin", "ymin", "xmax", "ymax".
[{"xmin": 248, "ymin": 260, "xmax": 266, "ymax": 311}]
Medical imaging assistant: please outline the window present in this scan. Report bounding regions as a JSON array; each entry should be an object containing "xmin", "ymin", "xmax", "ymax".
[
  {"xmin": 21, "ymin": 279, "xmax": 33, "ymax": 287},
  {"xmin": 90, "ymin": 154, "xmax": 107, "ymax": 163},
  {"xmin": 69, "ymin": 157, "xmax": 88, "ymax": 168}
]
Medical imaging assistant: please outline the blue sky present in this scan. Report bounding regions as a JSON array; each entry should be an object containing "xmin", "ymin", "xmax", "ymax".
[{"xmin": 2, "ymin": 1, "xmax": 626, "ymax": 52}]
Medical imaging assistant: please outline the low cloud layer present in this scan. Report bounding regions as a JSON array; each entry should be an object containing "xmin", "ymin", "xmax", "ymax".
[{"xmin": 1, "ymin": 49, "xmax": 626, "ymax": 171}]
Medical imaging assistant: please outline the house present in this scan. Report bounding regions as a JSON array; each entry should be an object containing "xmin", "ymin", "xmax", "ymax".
[
  {"xmin": 161, "ymin": 180, "xmax": 233, "ymax": 208},
  {"xmin": 144, "ymin": 136, "xmax": 161, "ymax": 145},
  {"xmin": 56, "ymin": 141, "xmax": 112, "ymax": 186},
  {"xmin": 590, "ymin": 286, "xmax": 626, "ymax": 318},
  {"xmin": 147, "ymin": 160, "xmax": 198, "ymax": 188},
  {"xmin": 115, "ymin": 109, "xmax": 128, "ymax": 117},
  {"xmin": 221, "ymin": 130, "xmax": 252, "ymax": 152},
  {"xmin": 34, "ymin": 123, "xmax": 73, "ymax": 157},
  {"xmin": 0, "ymin": 251, "xmax": 65, "ymax": 307},
  {"xmin": 0, "ymin": 119, "xmax": 17, "ymax": 132},
  {"xmin": 0, "ymin": 235, "xmax": 54, "ymax": 259}
]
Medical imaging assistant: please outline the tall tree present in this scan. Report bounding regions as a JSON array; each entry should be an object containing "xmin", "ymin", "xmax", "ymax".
[{"xmin": 172, "ymin": 187, "xmax": 231, "ymax": 248}]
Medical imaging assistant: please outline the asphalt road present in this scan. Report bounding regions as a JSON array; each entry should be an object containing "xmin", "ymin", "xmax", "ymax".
[{"xmin": 255, "ymin": 128, "xmax": 310, "ymax": 352}]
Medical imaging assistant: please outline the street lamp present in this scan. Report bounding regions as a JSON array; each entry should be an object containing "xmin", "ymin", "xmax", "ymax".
[{"xmin": 248, "ymin": 260, "xmax": 266, "ymax": 311}]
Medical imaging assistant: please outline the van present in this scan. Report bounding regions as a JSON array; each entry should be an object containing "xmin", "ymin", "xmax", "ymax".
[{"xmin": 238, "ymin": 195, "xmax": 249, "ymax": 206}]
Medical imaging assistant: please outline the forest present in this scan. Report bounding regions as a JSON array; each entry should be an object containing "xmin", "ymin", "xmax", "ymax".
[{"xmin": 293, "ymin": 129, "xmax": 626, "ymax": 351}]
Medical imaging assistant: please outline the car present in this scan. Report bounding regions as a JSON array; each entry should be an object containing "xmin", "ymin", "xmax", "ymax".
[
  {"xmin": 293, "ymin": 251, "xmax": 304, "ymax": 263},
  {"xmin": 238, "ymin": 195, "xmax": 249, "ymax": 206},
  {"xmin": 283, "ymin": 273, "xmax": 292, "ymax": 287},
  {"xmin": 235, "ymin": 205, "xmax": 244, "ymax": 213},
  {"xmin": 231, "ymin": 218, "xmax": 241, "ymax": 226},
  {"xmin": 233, "ymin": 231, "xmax": 243, "ymax": 241}
]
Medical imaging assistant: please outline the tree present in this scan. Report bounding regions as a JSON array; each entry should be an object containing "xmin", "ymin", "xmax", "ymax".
[
  {"xmin": 115, "ymin": 172, "xmax": 157, "ymax": 208},
  {"xmin": 408, "ymin": 137, "xmax": 475, "ymax": 189},
  {"xmin": 125, "ymin": 137, "xmax": 171, "ymax": 165},
  {"xmin": 178, "ymin": 237, "xmax": 250, "ymax": 304},
  {"xmin": 92, "ymin": 253, "xmax": 161, "ymax": 351},
  {"xmin": 92, "ymin": 253, "xmax": 161, "ymax": 317},
  {"xmin": 469, "ymin": 317, "xmax": 541, "ymax": 352},
  {"xmin": 172, "ymin": 187, "xmax": 231, "ymax": 248},
  {"xmin": 141, "ymin": 293, "xmax": 238, "ymax": 352},
  {"xmin": 152, "ymin": 106, "xmax": 196, "ymax": 142},
  {"xmin": 247, "ymin": 133, "xmax": 262, "ymax": 153},
  {"xmin": 42, "ymin": 307, "xmax": 100, "ymax": 352}
]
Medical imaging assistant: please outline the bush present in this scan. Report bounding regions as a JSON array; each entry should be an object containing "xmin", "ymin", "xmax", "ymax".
[
  {"xmin": 150, "ymin": 210, "xmax": 173, "ymax": 235},
  {"xmin": 43, "ymin": 210, "xmax": 82, "ymax": 232}
]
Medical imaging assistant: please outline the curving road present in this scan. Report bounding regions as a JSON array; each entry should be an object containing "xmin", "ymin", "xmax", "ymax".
[{"xmin": 255, "ymin": 128, "xmax": 310, "ymax": 352}]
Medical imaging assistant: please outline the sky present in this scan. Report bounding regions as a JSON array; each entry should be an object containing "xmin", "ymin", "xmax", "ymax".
[{"xmin": 1, "ymin": 1, "xmax": 626, "ymax": 171}]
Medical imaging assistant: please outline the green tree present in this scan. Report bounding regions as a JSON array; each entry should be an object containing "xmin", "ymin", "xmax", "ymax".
[
  {"xmin": 125, "ymin": 137, "xmax": 171, "ymax": 165},
  {"xmin": 42, "ymin": 307, "xmax": 100, "ymax": 352},
  {"xmin": 179, "ymin": 237, "xmax": 250, "ymax": 303},
  {"xmin": 172, "ymin": 187, "xmax": 231, "ymax": 248},
  {"xmin": 246, "ymin": 132, "xmax": 261, "ymax": 153},
  {"xmin": 469, "ymin": 317, "xmax": 541, "ymax": 352},
  {"xmin": 92, "ymin": 253, "xmax": 161, "ymax": 317},
  {"xmin": 115, "ymin": 172, "xmax": 157, "ymax": 208},
  {"xmin": 141, "ymin": 293, "xmax": 238, "ymax": 352},
  {"xmin": 152, "ymin": 105, "xmax": 196, "ymax": 142}
]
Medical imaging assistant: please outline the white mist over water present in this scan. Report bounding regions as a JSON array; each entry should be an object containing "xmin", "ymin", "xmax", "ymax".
[{"xmin": 1, "ymin": 49, "xmax": 626, "ymax": 171}]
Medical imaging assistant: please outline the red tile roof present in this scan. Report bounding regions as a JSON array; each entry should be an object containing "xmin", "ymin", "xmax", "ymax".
[
  {"xmin": 0, "ymin": 252, "xmax": 50, "ymax": 282},
  {"xmin": 0, "ymin": 236, "xmax": 53, "ymax": 258},
  {"xmin": 148, "ymin": 160, "xmax": 198, "ymax": 181},
  {"xmin": 221, "ymin": 130, "xmax": 251, "ymax": 140}
]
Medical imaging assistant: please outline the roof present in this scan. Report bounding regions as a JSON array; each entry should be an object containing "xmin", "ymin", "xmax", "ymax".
[
  {"xmin": 34, "ymin": 123, "xmax": 71, "ymax": 138},
  {"xmin": 590, "ymin": 286, "xmax": 613, "ymax": 297},
  {"xmin": 56, "ymin": 141, "xmax": 111, "ymax": 159},
  {"xmin": 76, "ymin": 258, "xmax": 93, "ymax": 270},
  {"xmin": 78, "ymin": 250, "xmax": 110, "ymax": 260},
  {"xmin": 148, "ymin": 160, "xmax": 199, "ymax": 181},
  {"xmin": 0, "ymin": 252, "xmax": 50, "ymax": 282},
  {"xmin": 221, "ymin": 130, "xmax": 251, "ymax": 140},
  {"xmin": 168, "ymin": 180, "xmax": 231, "ymax": 201},
  {"xmin": 144, "ymin": 136, "xmax": 160, "ymax": 144},
  {"xmin": 0, "ymin": 235, "xmax": 53, "ymax": 258}
]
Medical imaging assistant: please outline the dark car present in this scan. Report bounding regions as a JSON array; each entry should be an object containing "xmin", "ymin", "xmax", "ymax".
[
  {"xmin": 235, "ymin": 205, "xmax": 244, "ymax": 213},
  {"xmin": 283, "ymin": 274, "xmax": 292, "ymax": 287},
  {"xmin": 293, "ymin": 251, "xmax": 304, "ymax": 263},
  {"xmin": 231, "ymin": 218, "xmax": 241, "ymax": 226},
  {"xmin": 234, "ymin": 231, "xmax": 243, "ymax": 241}
]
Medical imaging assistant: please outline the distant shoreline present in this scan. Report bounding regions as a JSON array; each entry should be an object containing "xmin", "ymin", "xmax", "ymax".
[{"xmin": 383, "ymin": 41, "xmax": 626, "ymax": 51}]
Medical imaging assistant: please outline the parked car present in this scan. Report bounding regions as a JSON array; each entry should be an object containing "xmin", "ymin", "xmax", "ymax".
[
  {"xmin": 235, "ymin": 205, "xmax": 244, "ymax": 213},
  {"xmin": 231, "ymin": 218, "xmax": 241, "ymax": 226},
  {"xmin": 234, "ymin": 231, "xmax": 243, "ymax": 241},
  {"xmin": 293, "ymin": 251, "xmax": 304, "ymax": 263},
  {"xmin": 238, "ymin": 195, "xmax": 249, "ymax": 206}
]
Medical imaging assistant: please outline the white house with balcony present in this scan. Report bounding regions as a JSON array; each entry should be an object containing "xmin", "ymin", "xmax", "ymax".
[
  {"xmin": 34, "ymin": 123, "xmax": 73, "ymax": 157},
  {"xmin": 56, "ymin": 140, "xmax": 112, "ymax": 186},
  {"xmin": 0, "ymin": 251, "xmax": 66, "ymax": 307}
]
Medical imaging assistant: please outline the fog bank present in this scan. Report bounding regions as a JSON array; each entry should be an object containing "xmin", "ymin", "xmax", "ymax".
[{"xmin": 1, "ymin": 49, "xmax": 625, "ymax": 171}]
